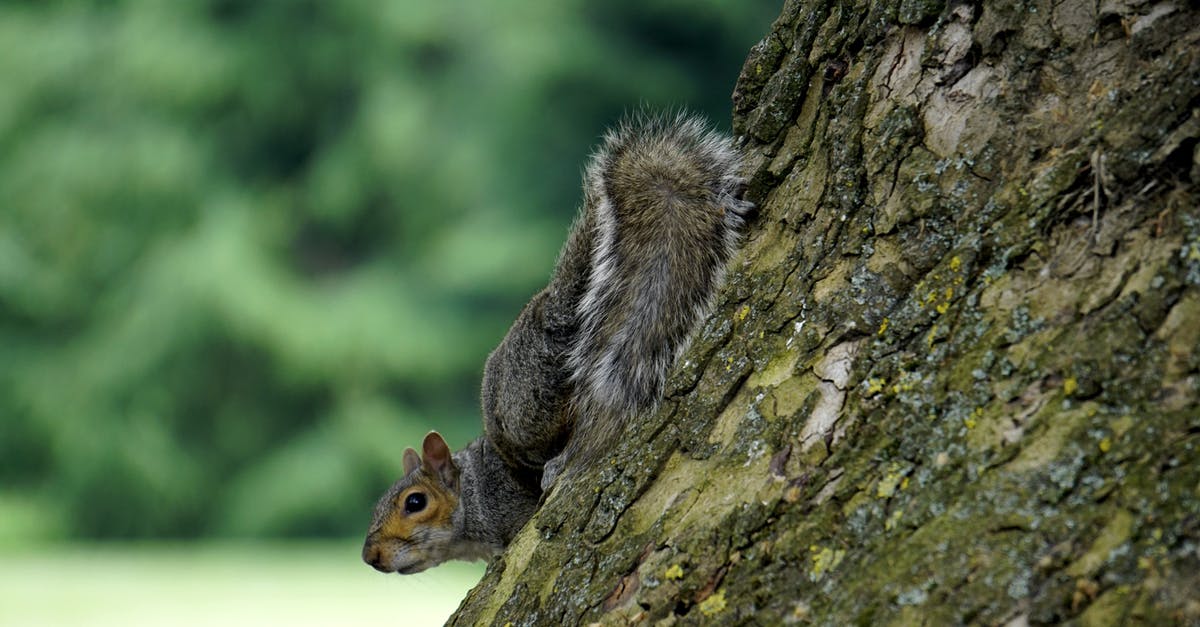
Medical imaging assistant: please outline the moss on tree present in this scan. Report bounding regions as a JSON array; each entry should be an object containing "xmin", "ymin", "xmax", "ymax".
[{"xmin": 452, "ymin": 0, "xmax": 1200, "ymax": 623}]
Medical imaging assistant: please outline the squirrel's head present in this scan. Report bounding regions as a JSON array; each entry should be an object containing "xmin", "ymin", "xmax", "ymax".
[{"xmin": 362, "ymin": 431, "xmax": 462, "ymax": 574}]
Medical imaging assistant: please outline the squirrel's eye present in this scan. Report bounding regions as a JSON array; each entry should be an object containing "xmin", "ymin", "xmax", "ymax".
[{"xmin": 404, "ymin": 493, "xmax": 427, "ymax": 514}]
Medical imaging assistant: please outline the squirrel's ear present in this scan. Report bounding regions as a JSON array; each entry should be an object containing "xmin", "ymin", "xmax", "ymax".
[
  {"xmin": 421, "ymin": 431, "xmax": 458, "ymax": 488},
  {"xmin": 402, "ymin": 447, "xmax": 421, "ymax": 476}
]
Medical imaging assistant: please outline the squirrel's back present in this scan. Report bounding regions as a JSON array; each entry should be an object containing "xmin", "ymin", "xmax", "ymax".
[{"xmin": 564, "ymin": 113, "xmax": 751, "ymax": 467}]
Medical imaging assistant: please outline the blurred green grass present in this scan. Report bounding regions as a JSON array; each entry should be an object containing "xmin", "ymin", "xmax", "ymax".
[{"xmin": 0, "ymin": 542, "xmax": 484, "ymax": 627}]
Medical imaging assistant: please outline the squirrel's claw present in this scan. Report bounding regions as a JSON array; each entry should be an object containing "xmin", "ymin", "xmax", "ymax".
[{"xmin": 540, "ymin": 453, "xmax": 567, "ymax": 493}]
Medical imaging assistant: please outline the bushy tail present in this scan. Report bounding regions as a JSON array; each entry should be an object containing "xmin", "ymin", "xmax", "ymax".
[{"xmin": 560, "ymin": 112, "xmax": 751, "ymax": 472}]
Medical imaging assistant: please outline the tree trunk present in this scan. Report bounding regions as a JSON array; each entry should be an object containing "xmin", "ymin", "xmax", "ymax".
[{"xmin": 450, "ymin": 0, "xmax": 1200, "ymax": 623}]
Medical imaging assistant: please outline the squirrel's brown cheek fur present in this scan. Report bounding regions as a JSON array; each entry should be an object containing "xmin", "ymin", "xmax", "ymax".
[
  {"xmin": 363, "ymin": 476, "xmax": 459, "ymax": 572},
  {"xmin": 380, "ymin": 478, "xmax": 458, "ymax": 544}
]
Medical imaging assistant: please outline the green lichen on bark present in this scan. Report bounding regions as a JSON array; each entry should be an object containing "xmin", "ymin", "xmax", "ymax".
[{"xmin": 451, "ymin": 0, "xmax": 1200, "ymax": 624}]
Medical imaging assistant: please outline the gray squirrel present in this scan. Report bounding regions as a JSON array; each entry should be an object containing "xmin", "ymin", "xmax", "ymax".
[{"xmin": 362, "ymin": 113, "xmax": 752, "ymax": 574}]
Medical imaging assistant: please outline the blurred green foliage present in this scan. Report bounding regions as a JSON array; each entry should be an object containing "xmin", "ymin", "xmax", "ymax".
[{"xmin": 0, "ymin": 0, "xmax": 777, "ymax": 540}]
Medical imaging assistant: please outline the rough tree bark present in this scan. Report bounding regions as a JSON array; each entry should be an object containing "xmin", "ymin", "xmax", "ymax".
[{"xmin": 450, "ymin": 0, "xmax": 1200, "ymax": 624}]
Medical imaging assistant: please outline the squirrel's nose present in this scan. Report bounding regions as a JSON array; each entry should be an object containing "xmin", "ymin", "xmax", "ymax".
[{"xmin": 362, "ymin": 541, "xmax": 387, "ymax": 572}]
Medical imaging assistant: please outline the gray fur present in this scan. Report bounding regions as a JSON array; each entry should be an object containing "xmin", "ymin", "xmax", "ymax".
[
  {"xmin": 479, "ymin": 203, "xmax": 593, "ymax": 471},
  {"xmin": 365, "ymin": 112, "xmax": 749, "ymax": 571},
  {"xmin": 452, "ymin": 438, "xmax": 541, "ymax": 550}
]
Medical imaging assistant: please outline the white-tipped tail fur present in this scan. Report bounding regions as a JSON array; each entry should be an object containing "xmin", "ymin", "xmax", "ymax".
[{"xmin": 558, "ymin": 112, "xmax": 752, "ymax": 475}]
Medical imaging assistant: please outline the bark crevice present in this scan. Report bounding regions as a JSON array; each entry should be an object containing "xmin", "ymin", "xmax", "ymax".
[{"xmin": 450, "ymin": 1, "xmax": 1200, "ymax": 624}]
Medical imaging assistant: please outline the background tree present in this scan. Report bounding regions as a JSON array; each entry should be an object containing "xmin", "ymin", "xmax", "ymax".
[
  {"xmin": 450, "ymin": 0, "xmax": 1200, "ymax": 623},
  {"xmin": 0, "ymin": 1, "xmax": 776, "ymax": 542}
]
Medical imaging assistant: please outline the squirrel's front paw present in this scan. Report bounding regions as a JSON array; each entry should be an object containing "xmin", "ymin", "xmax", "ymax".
[{"xmin": 540, "ymin": 453, "xmax": 568, "ymax": 492}]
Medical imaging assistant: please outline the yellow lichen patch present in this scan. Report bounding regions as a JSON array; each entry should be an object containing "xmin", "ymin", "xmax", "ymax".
[
  {"xmin": 866, "ymin": 377, "xmax": 886, "ymax": 395},
  {"xmin": 930, "ymin": 287, "xmax": 954, "ymax": 315},
  {"xmin": 1064, "ymin": 377, "xmax": 1078, "ymax": 396},
  {"xmin": 735, "ymin": 304, "xmax": 751, "ymax": 323},
  {"xmin": 949, "ymin": 255, "xmax": 962, "ymax": 271},
  {"xmin": 885, "ymin": 507, "xmax": 905, "ymax": 531},
  {"xmin": 664, "ymin": 564, "xmax": 684, "ymax": 580},
  {"xmin": 876, "ymin": 465, "xmax": 908, "ymax": 498},
  {"xmin": 887, "ymin": 370, "xmax": 918, "ymax": 395},
  {"xmin": 698, "ymin": 590, "xmax": 727, "ymax": 616},
  {"xmin": 877, "ymin": 317, "xmax": 889, "ymax": 336},
  {"xmin": 1098, "ymin": 437, "xmax": 1112, "ymax": 453},
  {"xmin": 808, "ymin": 545, "xmax": 845, "ymax": 580},
  {"xmin": 963, "ymin": 407, "xmax": 983, "ymax": 430}
]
